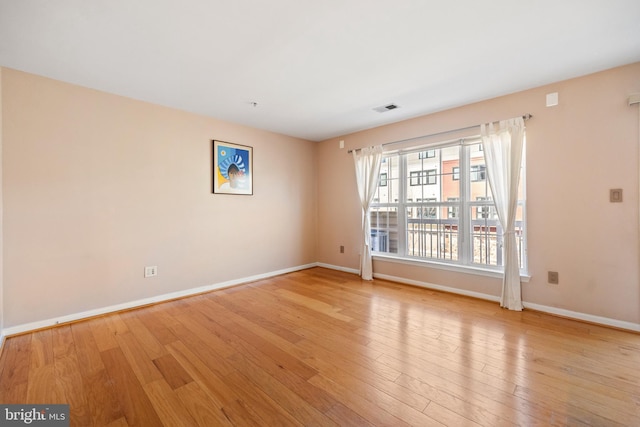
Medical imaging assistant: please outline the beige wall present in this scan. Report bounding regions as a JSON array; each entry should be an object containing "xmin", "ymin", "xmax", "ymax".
[
  {"xmin": 318, "ymin": 62, "xmax": 640, "ymax": 325},
  {"xmin": 1, "ymin": 68, "xmax": 317, "ymax": 328}
]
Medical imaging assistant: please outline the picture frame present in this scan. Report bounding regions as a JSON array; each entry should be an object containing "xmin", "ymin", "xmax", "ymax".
[{"xmin": 212, "ymin": 140, "xmax": 253, "ymax": 195}]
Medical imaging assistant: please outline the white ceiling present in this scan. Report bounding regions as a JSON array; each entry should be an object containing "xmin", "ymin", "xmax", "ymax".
[{"xmin": 1, "ymin": 1, "xmax": 639, "ymax": 141}]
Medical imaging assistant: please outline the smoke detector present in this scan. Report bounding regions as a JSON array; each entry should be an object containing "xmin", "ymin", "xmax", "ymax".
[{"xmin": 373, "ymin": 103, "xmax": 400, "ymax": 113}]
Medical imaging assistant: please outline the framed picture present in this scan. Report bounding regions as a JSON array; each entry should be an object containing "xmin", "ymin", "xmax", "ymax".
[{"xmin": 212, "ymin": 140, "xmax": 253, "ymax": 195}]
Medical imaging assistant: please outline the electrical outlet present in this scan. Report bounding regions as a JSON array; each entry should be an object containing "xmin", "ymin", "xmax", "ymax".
[
  {"xmin": 340, "ymin": 245, "xmax": 345, "ymax": 253},
  {"xmin": 610, "ymin": 188, "xmax": 623, "ymax": 203},
  {"xmin": 144, "ymin": 266, "xmax": 158, "ymax": 278},
  {"xmin": 548, "ymin": 271, "xmax": 559, "ymax": 285}
]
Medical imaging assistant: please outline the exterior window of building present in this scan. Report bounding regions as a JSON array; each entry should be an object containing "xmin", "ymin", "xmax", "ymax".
[
  {"xmin": 452, "ymin": 167, "xmax": 460, "ymax": 181},
  {"xmin": 379, "ymin": 172, "xmax": 388, "ymax": 187},
  {"xmin": 447, "ymin": 197, "xmax": 459, "ymax": 218},
  {"xmin": 371, "ymin": 141, "xmax": 527, "ymax": 273},
  {"xmin": 409, "ymin": 169, "xmax": 437, "ymax": 186},
  {"xmin": 424, "ymin": 197, "xmax": 437, "ymax": 218},
  {"xmin": 475, "ymin": 196, "xmax": 494, "ymax": 219},
  {"xmin": 470, "ymin": 165, "xmax": 486, "ymax": 181},
  {"xmin": 409, "ymin": 171, "xmax": 421, "ymax": 186},
  {"xmin": 425, "ymin": 169, "xmax": 437, "ymax": 185}
]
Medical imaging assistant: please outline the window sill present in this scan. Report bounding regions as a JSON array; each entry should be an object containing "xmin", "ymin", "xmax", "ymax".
[{"xmin": 372, "ymin": 253, "xmax": 531, "ymax": 282}]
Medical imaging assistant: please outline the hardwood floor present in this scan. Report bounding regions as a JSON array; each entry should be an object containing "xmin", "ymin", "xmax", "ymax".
[{"xmin": 1, "ymin": 267, "xmax": 639, "ymax": 426}]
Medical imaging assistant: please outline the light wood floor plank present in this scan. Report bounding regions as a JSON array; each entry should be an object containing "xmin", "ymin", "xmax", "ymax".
[
  {"xmin": 226, "ymin": 350, "xmax": 340, "ymax": 427},
  {"xmin": 29, "ymin": 329, "xmax": 54, "ymax": 369},
  {"xmin": 26, "ymin": 364, "xmax": 65, "ymax": 403},
  {"xmin": 82, "ymin": 368, "xmax": 125, "ymax": 426},
  {"xmin": 310, "ymin": 372, "xmax": 443, "ymax": 426},
  {"xmin": 301, "ymin": 348, "xmax": 429, "ymax": 413},
  {"xmin": 165, "ymin": 322, "xmax": 236, "ymax": 378},
  {"xmin": 135, "ymin": 308, "xmax": 181, "ymax": 346},
  {"xmin": 71, "ymin": 321, "xmax": 106, "ymax": 376},
  {"xmin": 143, "ymin": 379, "xmax": 199, "ymax": 427},
  {"xmin": 0, "ymin": 334, "xmax": 32, "ymax": 403},
  {"xmin": 209, "ymin": 293, "xmax": 306, "ymax": 345},
  {"xmin": 100, "ymin": 347, "xmax": 164, "ymax": 426},
  {"xmin": 53, "ymin": 349, "xmax": 92, "ymax": 426},
  {"xmin": 221, "ymin": 370, "xmax": 303, "ymax": 427},
  {"xmin": 115, "ymin": 331, "xmax": 164, "ymax": 385},
  {"xmin": 152, "ymin": 353, "xmax": 193, "ymax": 390},
  {"xmin": 174, "ymin": 381, "xmax": 235, "ymax": 427},
  {"xmin": 164, "ymin": 340, "xmax": 265, "ymax": 427},
  {"xmin": 88, "ymin": 316, "xmax": 120, "ymax": 352},
  {"xmin": 397, "ymin": 373, "xmax": 522, "ymax": 427},
  {"xmin": 1, "ymin": 267, "xmax": 639, "ymax": 426},
  {"xmin": 119, "ymin": 312, "xmax": 167, "ymax": 361},
  {"xmin": 53, "ymin": 325, "xmax": 116, "ymax": 426}
]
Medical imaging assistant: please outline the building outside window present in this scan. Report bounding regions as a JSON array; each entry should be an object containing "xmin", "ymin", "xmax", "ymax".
[
  {"xmin": 470, "ymin": 164, "xmax": 486, "ymax": 181},
  {"xmin": 447, "ymin": 197, "xmax": 459, "ymax": 218},
  {"xmin": 418, "ymin": 149, "xmax": 436, "ymax": 159},
  {"xmin": 371, "ymin": 141, "xmax": 526, "ymax": 272},
  {"xmin": 452, "ymin": 167, "xmax": 460, "ymax": 181}
]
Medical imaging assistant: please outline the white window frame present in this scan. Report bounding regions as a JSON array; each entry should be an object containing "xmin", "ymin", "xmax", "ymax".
[{"xmin": 370, "ymin": 138, "xmax": 528, "ymax": 277}]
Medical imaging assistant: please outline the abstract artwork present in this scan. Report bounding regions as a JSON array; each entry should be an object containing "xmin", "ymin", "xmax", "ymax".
[{"xmin": 212, "ymin": 140, "xmax": 253, "ymax": 195}]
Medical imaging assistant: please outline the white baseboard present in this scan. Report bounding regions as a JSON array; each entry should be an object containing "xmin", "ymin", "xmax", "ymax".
[
  {"xmin": 522, "ymin": 302, "xmax": 640, "ymax": 332},
  {"xmin": 372, "ymin": 271, "xmax": 640, "ymax": 332},
  {"xmin": 373, "ymin": 272, "xmax": 502, "ymax": 303},
  {"xmin": 5, "ymin": 262, "xmax": 639, "ymax": 337},
  {"xmin": 315, "ymin": 262, "xmax": 360, "ymax": 275},
  {"xmin": 320, "ymin": 265, "xmax": 640, "ymax": 333},
  {"xmin": 2, "ymin": 263, "xmax": 318, "ymax": 337}
]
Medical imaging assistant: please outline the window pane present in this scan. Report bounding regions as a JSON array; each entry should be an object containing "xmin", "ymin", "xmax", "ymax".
[
  {"xmin": 370, "ymin": 207, "xmax": 398, "ymax": 254},
  {"xmin": 376, "ymin": 156, "xmax": 400, "ymax": 203},
  {"xmin": 441, "ymin": 146, "xmax": 460, "ymax": 203},
  {"xmin": 406, "ymin": 206, "xmax": 458, "ymax": 261},
  {"xmin": 515, "ymin": 204, "xmax": 526, "ymax": 269},
  {"xmin": 470, "ymin": 144, "xmax": 490, "ymax": 199},
  {"xmin": 406, "ymin": 151, "xmax": 439, "ymax": 201},
  {"xmin": 470, "ymin": 203, "xmax": 526, "ymax": 268},
  {"xmin": 471, "ymin": 205, "xmax": 501, "ymax": 266}
]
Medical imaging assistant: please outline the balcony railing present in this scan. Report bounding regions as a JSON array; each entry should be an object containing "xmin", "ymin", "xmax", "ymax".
[{"xmin": 372, "ymin": 218, "xmax": 525, "ymax": 268}]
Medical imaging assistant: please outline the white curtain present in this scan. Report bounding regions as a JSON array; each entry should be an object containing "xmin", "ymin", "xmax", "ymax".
[
  {"xmin": 481, "ymin": 117, "xmax": 525, "ymax": 311},
  {"xmin": 353, "ymin": 146, "xmax": 384, "ymax": 280}
]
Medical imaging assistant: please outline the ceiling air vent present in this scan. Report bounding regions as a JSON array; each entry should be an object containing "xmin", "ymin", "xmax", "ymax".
[{"xmin": 373, "ymin": 103, "xmax": 399, "ymax": 113}]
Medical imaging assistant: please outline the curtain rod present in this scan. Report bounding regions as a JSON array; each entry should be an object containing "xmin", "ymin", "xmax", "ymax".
[{"xmin": 347, "ymin": 114, "xmax": 532, "ymax": 153}]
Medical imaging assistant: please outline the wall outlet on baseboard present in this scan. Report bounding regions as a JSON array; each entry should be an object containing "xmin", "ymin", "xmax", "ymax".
[
  {"xmin": 548, "ymin": 271, "xmax": 559, "ymax": 285},
  {"xmin": 144, "ymin": 266, "xmax": 158, "ymax": 278}
]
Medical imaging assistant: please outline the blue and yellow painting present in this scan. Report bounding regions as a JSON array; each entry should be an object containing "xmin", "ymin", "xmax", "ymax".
[{"xmin": 214, "ymin": 141, "xmax": 252, "ymax": 194}]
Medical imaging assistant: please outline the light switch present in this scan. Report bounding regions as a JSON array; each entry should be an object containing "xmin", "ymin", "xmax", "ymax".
[{"xmin": 610, "ymin": 188, "xmax": 623, "ymax": 203}]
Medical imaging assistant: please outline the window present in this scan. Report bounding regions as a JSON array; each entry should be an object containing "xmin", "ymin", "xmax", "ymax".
[
  {"xmin": 409, "ymin": 169, "xmax": 437, "ymax": 186},
  {"xmin": 470, "ymin": 165, "xmax": 486, "ymax": 181},
  {"xmin": 423, "ymin": 197, "xmax": 437, "ymax": 218},
  {"xmin": 425, "ymin": 169, "xmax": 437, "ymax": 185},
  {"xmin": 379, "ymin": 173, "xmax": 388, "ymax": 187},
  {"xmin": 409, "ymin": 171, "xmax": 421, "ymax": 186},
  {"xmin": 452, "ymin": 167, "xmax": 460, "ymax": 181},
  {"xmin": 447, "ymin": 197, "xmax": 459, "ymax": 218},
  {"xmin": 475, "ymin": 197, "xmax": 494, "ymax": 219},
  {"xmin": 371, "ymin": 141, "xmax": 527, "ymax": 273}
]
